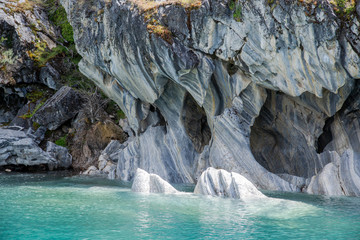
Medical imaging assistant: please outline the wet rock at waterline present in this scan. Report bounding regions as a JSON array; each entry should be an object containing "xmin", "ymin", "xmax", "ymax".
[
  {"xmin": 131, "ymin": 168, "xmax": 178, "ymax": 194},
  {"xmin": 306, "ymin": 150, "xmax": 360, "ymax": 196},
  {"xmin": 46, "ymin": 141, "xmax": 72, "ymax": 169},
  {"xmin": 0, "ymin": 128, "xmax": 76, "ymax": 170},
  {"xmin": 61, "ymin": 0, "xmax": 360, "ymax": 196},
  {"xmin": 194, "ymin": 168, "xmax": 266, "ymax": 200},
  {"xmin": 0, "ymin": 128, "xmax": 56, "ymax": 168}
]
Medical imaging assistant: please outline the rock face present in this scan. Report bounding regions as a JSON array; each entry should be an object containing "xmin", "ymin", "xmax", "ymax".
[
  {"xmin": 131, "ymin": 168, "xmax": 178, "ymax": 194},
  {"xmin": 46, "ymin": 141, "xmax": 72, "ymax": 169},
  {"xmin": 194, "ymin": 167, "xmax": 266, "ymax": 200},
  {"xmin": 0, "ymin": 0, "xmax": 59, "ymax": 88},
  {"xmin": 61, "ymin": 0, "xmax": 360, "ymax": 196},
  {"xmin": 306, "ymin": 150, "xmax": 360, "ymax": 196},
  {"xmin": 0, "ymin": 87, "xmax": 27, "ymax": 126},
  {"xmin": 70, "ymin": 114, "xmax": 127, "ymax": 171},
  {"xmin": 32, "ymin": 86, "xmax": 84, "ymax": 130},
  {"xmin": 0, "ymin": 128, "xmax": 56, "ymax": 168}
]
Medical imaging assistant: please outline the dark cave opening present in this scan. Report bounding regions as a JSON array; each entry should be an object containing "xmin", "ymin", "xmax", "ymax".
[
  {"xmin": 249, "ymin": 90, "xmax": 324, "ymax": 178},
  {"xmin": 181, "ymin": 93, "xmax": 211, "ymax": 153},
  {"xmin": 316, "ymin": 117, "xmax": 334, "ymax": 153}
]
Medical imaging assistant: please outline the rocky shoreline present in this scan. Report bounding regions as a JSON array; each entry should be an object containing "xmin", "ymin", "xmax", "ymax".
[{"xmin": 1, "ymin": 0, "xmax": 360, "ymax": 197}]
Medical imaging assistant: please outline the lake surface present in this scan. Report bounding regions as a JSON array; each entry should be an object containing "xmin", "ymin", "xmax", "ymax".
[{"xmin": 0, "ymin": 173, "xmax": 359, "ymax": 239}]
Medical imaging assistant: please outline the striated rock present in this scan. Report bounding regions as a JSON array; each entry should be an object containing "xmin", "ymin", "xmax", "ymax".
[
  {"xmin": 61, "ymin": 0, "xmax": 360, "ymax": 196},
  {"xmin": 46, "ymin": 141, "xmax": 72, "ymax": 169},
  {"xmin": 194, "ymin": 168, "xmax": 266, "ymax": 200},
  {"xmin": 32, "ymin": 86, "xmax": 84, "ymax": 130},
  {"xmin": 0, "ymin": 128, "xmax": 56, "ymax": 167},
  {"xmin": 131, "ymin": 168, "xmax": 178, "ymax": 194},
  {"xmin": 306, "ymin": 150, "xmax": 360, "ymax": 196}
]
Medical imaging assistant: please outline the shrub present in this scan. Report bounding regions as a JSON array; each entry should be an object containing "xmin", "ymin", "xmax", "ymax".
[
  {"xmin": 229, "ymin": 0, "xmax": 242, "ymax": 22},
  {"xmin": 55, "ymin": 135, "xmax": 68, "ymax": 147}
]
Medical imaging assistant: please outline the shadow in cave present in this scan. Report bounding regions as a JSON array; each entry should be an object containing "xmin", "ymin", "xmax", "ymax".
[{"xmin": 181, "ymin": 93, "xmax": 211, "ymax": 153}]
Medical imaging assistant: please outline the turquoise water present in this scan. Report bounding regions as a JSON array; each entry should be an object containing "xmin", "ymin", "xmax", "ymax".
[{"xmin": 1, "ymin": 173, "xmax": 360, "ymax": 240}]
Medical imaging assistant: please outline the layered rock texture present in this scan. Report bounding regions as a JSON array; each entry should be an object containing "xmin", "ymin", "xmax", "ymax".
[
  {"xmin": 0, "ymin": 128, "xmax": 73, "ymax": 170},
  {"xmin": 61, "ymin": 0, "xmax": 360, "ymax": 196},
  {"xmin": 131, "ymin": 168, "xmax": 179, "ymax": 194},
  {"xmin": 194, "ymin": 167, "xmax": 266, "ymax": 200}
]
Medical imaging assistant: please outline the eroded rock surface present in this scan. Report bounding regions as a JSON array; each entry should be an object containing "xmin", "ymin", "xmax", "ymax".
[
  {"xmin": 32, "ymin": 86, "xmax": 84, "ymax": 130},
  {"xmin": 0, "ymin": 0, "xmax": 59, "ymax": 88},
  {"xmin": 306, "ymin": 150, "xmax": 360, "ymax": 196},
  {"xmin": 46, "ymin": 141, "xmax": 72, "ymax": 169},
  {"xmin": 0, "ymin": 128, "xmax": 56, "ymax": 168},
  {"xmin": 194, "ymin": 167, "xmax": 266, "ymax": 200},
  {"xmin": 131, "ymin": 168, "xmax": 178, "ymax": 194},
  {"xmin": 61, "ymin": 0, "xmax": 360, "ymax": 196}
]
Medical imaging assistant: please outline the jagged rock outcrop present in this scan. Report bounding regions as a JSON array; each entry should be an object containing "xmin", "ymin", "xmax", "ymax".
[
  {"xmin": 0, "ymin": 128, "xmax": 57, "ymax": 168},
  {"xmin": 61, "ymin": 0, "xmax": 360, "ymax": 196},
  {"xmin": 131, "ymin": 168, "xmax": 178, "ymax": 194},
  {"xmin": 82, "ymin": 140, "xmax": 121, "ymax": 178},
  {"xmin": 32, "ymin": 86, "xmax": 84, "ymax": 130},
  {"xmin": 0, "ymin": 86, "xmax": 26, "ymax": 126},
  {"xmin": 46, "ymin": 141, "xmax": 72, "ymax": 169},
  {"xmin": 194, "ymin": 167, "xmax": 266, "ymax": 200},
  {"xmin": 0, "ymin": 0, "xmax": 59, "ymax": 88}
]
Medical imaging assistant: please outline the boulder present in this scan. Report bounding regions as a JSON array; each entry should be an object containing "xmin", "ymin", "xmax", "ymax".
[
  {"xmin": 32, "ymin": 86, "xmax": 84, "ymax": 130},
  {"xmin": 39, "ymin": 64, "xmax": 61, "ymax": 90},
  {"xmin": 0, "ymin": 128, "xmax": 56, "ymax": 167},
  {"xmin": 82, "ymin": 166, "xmax": 101, "ymax": 176},
  {"xmin": 131, "ymin": 168, "xmax": 178, "ymax": 194},
  {"xmin": 194, "ymin": 168, "xmax": 266, "ymax": 200},
  {"xmin": 82, "ymin": 153, "xmax": 117, "ymax": 179},
  {"xmin": 46, "ymin": 141, "xmax": 72, "ymax": 169}
]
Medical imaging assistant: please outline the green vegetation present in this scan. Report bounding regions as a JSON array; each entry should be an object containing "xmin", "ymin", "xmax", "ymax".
[
  {"xmin": 129, "ymin": 0, "xmax": 202, "ymax": 44},
  {"xmin": 229, "ymin": 0, "xmax": 242, "ymax": 22},
  {"xmin": 19, "ymin": 88, "xmax": 51, "ymax": 119},
  {"xmin": 55, "ymin": 134, "xmax": 68, "ymax": 147},
  {"xmin": 32, "ymin": 122, "xmax": 41, "ymax": 130},
  {"xmin": 331, "ymin": 0, "xmax": 356, "ymax": 19},
  {"xmin": 26, "ymin": 90, "xmax": 45, "ymax": 103},
  {"xmin": 116, "ymin": 110, "xmax": 126, "ymax": 120},
  {"xmin": 105, "ymin": 100, "xmax": 126, "ymax": 122},
  {"xmin": 36, "ymin": 0, "xmax": 94, "ymax": 90},
  {"xmin": 45, "ymin": 0, "xmax": 74, "ymax": 43},
  {"xmin": 293, "ymin": 0, "xmax": 356, "ymax": 20},
  {"xmin": 0, "ymin": 37, "xmax": 17, "ymax": 67},
  {"xmin": 19, "ymin": 101, "xmax": 45, "ymax": 119}
]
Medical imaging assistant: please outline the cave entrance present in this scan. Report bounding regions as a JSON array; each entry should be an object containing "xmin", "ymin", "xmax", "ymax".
[
  {"xmin": 249, "ymin": 90, "xmax": 322, "ymax": 178},
  {"xmin": 181, "ymin": 93, "xmax": 211, "ymax": 153}
]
